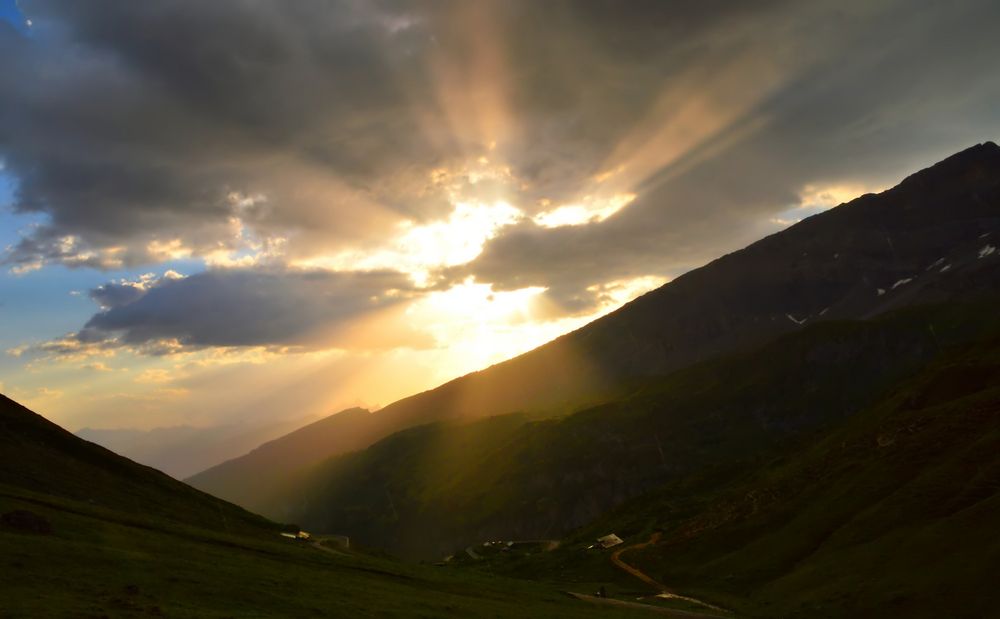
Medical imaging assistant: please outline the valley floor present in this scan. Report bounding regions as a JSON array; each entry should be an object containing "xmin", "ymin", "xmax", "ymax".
[{"xmin": 0, "ymin": 485, "xmax": 642, "ymax": 618}]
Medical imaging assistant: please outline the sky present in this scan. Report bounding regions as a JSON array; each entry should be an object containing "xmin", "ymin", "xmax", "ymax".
[{"xmin": 1, "ymin": 0, "xmax": 999, "ymax": 432}]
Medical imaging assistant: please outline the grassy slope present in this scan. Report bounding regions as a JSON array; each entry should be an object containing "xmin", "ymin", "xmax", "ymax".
[
  {"xmin": 0, "ymin": 395, "xmax": 639, "ymax": 618},
  {"xmin": 0, "ymin": 485, "xmax": 639, "ymax": 618},
  {"xmin": 279, "ymin": 302, "xmax": 1000, "ymax": 561},
  {"xmin": 640, "ymin": 342, "xmax": 1000, "ymax": 619},
  {"xmin": 494, "ymin": 335, "xmax": 1000, "ymax": 618},
  {"xmin": 0, "ymin": 394, "xmax": 277, "ymax": 536}
]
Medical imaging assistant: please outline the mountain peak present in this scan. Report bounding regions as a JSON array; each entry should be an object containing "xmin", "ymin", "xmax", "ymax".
[{"xmin": 897, "ymin": 141, "xmax": 1000, "ymax": 191}]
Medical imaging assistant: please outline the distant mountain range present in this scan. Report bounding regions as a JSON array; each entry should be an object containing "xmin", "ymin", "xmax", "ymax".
[{"xmin": 77, "ymin": 416, "xmax": 313, "ymax": 479}]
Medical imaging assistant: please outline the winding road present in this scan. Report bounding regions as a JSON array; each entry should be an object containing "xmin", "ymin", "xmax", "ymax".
[
  {"xmin": 609, "ymin": 533, "xmax": 728, "ymax": 616},
  {"xmin": 567, "ymin": 592, "xmax": 729, "ymax": 618}
]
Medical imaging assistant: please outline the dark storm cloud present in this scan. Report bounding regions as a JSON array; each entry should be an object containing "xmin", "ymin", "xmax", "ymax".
[
  {"xmin": 89, "ymin": 280, "xmax": 148, "ymax": 310},
  {"xmin": 77, "ymin": 268, "xmax": 419, "ymax": 349},
  {"xmin": 1, "ymin": 0, "xmax": 454, "ymax": 268},
  {"xmin": 3, "ymin": 0, "xmax": 1000, "ymax": 328}
]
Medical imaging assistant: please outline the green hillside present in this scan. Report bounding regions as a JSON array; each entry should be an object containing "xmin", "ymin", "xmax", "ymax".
[
  {"xmin": 0, "ymin": 484, "xmax": 650, "ymax": 618},
  {"xmin": 511, "ymin": 329, "xmax": 1000, "ymax": 618},
  {"xmin": 0, "ymin": 394, "xmax": 276, "ymax": 536},
  {"xmin": 0, "ymin": 395, "xmax": 650, "ymax": 618}
]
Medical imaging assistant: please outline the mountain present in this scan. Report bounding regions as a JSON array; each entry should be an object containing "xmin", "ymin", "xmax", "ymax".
[
  {"xmin": 77, "ymin": 416, "xmax": 311, "ymax": 479},
  {"xmin": 518, "ymin": 325, "xmax": 1000, "ymax": 619},
  {"xmin": 190, "ymin": 141, "xmax": 1000, "ymax": 515},
  {"xmin": 187, "ymin": 407, "xmax": 378, "ymax": 508},
  {"xmin": 246, "ymin": 143, "xmax": 1000, "ymax": 618},
  {"xmin": 277, "ymin": 301, "xmax": 1000, "ymax": 560},
  {"xmin": 0, "ymin": 394, "xmax": 643, "ymax": 618}
]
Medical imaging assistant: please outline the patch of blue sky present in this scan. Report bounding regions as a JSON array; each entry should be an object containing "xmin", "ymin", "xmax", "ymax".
[
  {"xmin": 0, "ymin": 259, "xmax": 199, "ymax": 346},
  {"xmin": 1, "ymin": 173, "xmax": 206, "ymax": 348},
  {"xmin": 0, "ymin": 0, "xmax": 31, "ymax": 34},
  {"xmin": 0, "ymin": 171, "xmax": 42, "ymax": 250}
]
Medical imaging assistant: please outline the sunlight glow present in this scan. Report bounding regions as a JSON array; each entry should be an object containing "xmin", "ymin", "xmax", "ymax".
[
  {"xmin": 403, "ymin": 274, "xmax": 667, "ymax": 378},
  {"xmin": 147, "ymin": 238, "xmax": 194, "ymax": 261},
  {"xmin": 294, "ymin": 201, "xmax": 522, "ymax": 285},
  {"xmin": 797, "ymin": 183, "xmax": 874, "ymax": 209},
  {"xmin": 533, "ymin": 193, "xmax": 636, "ymax": 228},
  {"xmin": 406, "ymin": 280, "xmax": 573, "ymax": 376},
  {"xmin": 769, "ymin": 182, "xmax": 881, "ymax": 228}
]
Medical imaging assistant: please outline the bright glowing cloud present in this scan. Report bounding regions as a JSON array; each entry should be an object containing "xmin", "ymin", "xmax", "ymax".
[
  {"xmin": 294, "ymin": 201, "xmax": 522, "ymax": 285},
  {"xmin": 797, "ymin": 183, "xmax": 876, "ymax": 210},
  {"xmin": 533, "ymin": 193, "xmax": 636, "ymax": 228},
  {"xmin": 147, "ymin": 238, "xmax": 193, "ymax": 262},
  {"xmin": 770, "ymin": 182, "xmax": 882, "ymax": 228},
  {"xmin": 402, "ymin": 274, "xmax": 667, "ymax": 377}
]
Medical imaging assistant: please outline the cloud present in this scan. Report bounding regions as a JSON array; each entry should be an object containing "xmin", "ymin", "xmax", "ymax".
[
  {"xmin": 76, "ymin": 267, "xmax": 426, "ymax": 350},
  {"xmin": 1, "ymin": 0, "xmax": 998, "ymax": 321},
  {"xmin": 439, "ymin": 0, "xmax": 1000, "ymax": 312},
  {"xmin": 89, "ymin": 272, "xmax": 174, "ymax": 310},
  {"xmin": 1, "ymin": 0, "xmax": 498, "ymax": 270}
]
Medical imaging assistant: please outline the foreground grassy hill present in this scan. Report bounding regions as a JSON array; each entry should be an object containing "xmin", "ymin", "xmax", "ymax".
[
  {"xmin": 0, "ymin": 395, "xmax": 649, "ymax": 618},
  {"xmin": 0, "ymin": 394, "xmax": 275, "ymax": 536},
  {"xmin": 0, "ymin": 484, "xmax": 652, "ymax": 618}
]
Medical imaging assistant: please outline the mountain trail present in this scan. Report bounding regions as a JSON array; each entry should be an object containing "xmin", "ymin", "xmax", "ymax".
[{"xmin": 611, "ymin": 533, "xmax": 728, "ymax": 615}]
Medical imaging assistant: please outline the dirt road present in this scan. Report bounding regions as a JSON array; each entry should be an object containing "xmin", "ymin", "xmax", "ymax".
[
  {"xmin": 609, "ymin": 533, "xmax": 728, "ymax": 615},
  {"xmin": 567, "ymin": 592, "xmax": 729, "ymax": 618},
  {"xmin": 610, "ymin": 532, "xmax": 664, "ymax": 590}
]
